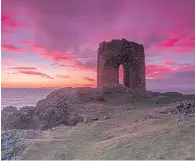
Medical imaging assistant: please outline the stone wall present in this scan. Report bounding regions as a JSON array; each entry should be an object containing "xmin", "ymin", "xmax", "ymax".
[{"xmin": 97, "ymin": 38, "xmax": 146, "ymax": 91}]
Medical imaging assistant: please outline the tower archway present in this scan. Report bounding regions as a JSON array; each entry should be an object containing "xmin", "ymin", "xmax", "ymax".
[{"xmin": 119, "ymin": 64, "xmax": 123, "ymax": 85}]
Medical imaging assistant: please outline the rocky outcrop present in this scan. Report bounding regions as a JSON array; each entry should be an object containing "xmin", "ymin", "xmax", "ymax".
[
  {"xmin": 34, "ymin": 95, "xmax": 84, "ymax": 130},
  {"xmin": 174, "ymin": 100, "xmax": 195, "ymax": 115},
  {"xmin": 1, "ymin": 88, "xmax": 106, "ymax": 131},
  {"xmin": 150, "ymin": 100, "xmax": 195, "ymax": 121}
]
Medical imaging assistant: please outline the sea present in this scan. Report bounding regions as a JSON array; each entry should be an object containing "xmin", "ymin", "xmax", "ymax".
[{"xmin": 1, "ymin": 88, "xmax": 57, "ymax": 109}]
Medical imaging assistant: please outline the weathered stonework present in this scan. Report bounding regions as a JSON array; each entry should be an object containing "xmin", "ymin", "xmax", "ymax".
[{"xmin": 97, "ymin": 38, "xmax": 146, "ymax": 91}]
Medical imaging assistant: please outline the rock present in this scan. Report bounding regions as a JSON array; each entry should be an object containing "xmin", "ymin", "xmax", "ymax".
[
  {"xmin": 34, "ymin": 88, "xmax": 85, "ymax": 130},
  {"xmin": 1, "ymin": 129, "xmax": 47, "ymax": 160},
  {"xmin": 150, "ymin": 100, "xmax": 195, "ymax": 122},
  {"xmin": 2, "ymin": 88, "xmax": 86, "ymax": 130},
  {"xmin": 1, "ymin": 106, "xmax": 36, "ymax": 130},
  {"xmin": 175, "ymin": 100, "xmax": 195, "ymax": 114},
  {"xmin": 89, "ymin": 94, "xmax": 105, "ymax": 101},
  {"xmin": 151, "ymin": 106, "xmax": 178, "ymax": 115},
  {"xmin": 2, "ymin": 106, "xmax": 18, "ymax": 113},
  {"xmin": 163, "ymin": 92, "xmax": 183, "ymax": 96},
  {"xmin": 68, "ymin": 115, "xmax": 84, "ymax": 126},
  {"xmin": 17, "ymin": 106, "xmax": 36, "ymax": 129},
  {"xmin": 76, "ymin": 87, "xmax": 105, "ymax": 102},
  {"xmin": 1, "ymin": 107, "xmax": 20, "ymax": 130},
  {"xmin": 101, "ymin": 114, "xmax": 111, "ymax": 120},
  {"xmin": 35, "ymin": 97, "xmax": 72, "ymax": 130},
  {"xmin": 102, "ymin": 84, "xmax": 132, "ymax": 94},
  {"xmin": 1, "ymin": 131, "xmax": 25, "ymax": 160}
]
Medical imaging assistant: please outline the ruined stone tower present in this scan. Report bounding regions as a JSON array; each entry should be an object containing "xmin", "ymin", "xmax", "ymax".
[{"xmin": 97, "ymin": 38, "xmax": 146, "ymax": 91}]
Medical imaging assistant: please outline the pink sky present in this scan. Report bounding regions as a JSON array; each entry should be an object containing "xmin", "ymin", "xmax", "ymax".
[{"xmin": 1, "ymin": 0, "xmax": 195, "ymax": 93}]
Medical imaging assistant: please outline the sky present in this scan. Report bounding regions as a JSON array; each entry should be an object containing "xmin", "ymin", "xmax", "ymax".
[{"xmin": 1, "ymin": 0, "xmax": 195, "ymax": 93}]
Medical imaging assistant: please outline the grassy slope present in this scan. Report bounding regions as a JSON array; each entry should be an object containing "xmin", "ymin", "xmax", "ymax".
[{"xmin": 19, "ymin": 94, "xmax": 195, "ymax": 160}]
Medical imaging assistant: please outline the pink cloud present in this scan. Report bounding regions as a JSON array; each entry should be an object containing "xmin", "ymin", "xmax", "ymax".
[
  {"xmin": 2, "ymin": 0, "xmax": 195, "ymax": 55},
  {"xmin": 18, "ymin": 70, "xmax": 53, "ymax": 79},
  {"xmin": 158, "ymin": 38, "xmax": 180, "ymax": 47},
  {"xmin": 163, "ymin": 60, "xmax": 175, "ymax": 65},
  {"xmin": 158, "ymin": 37, "xmax": 195, "ymax": 53},
  {"xmin": 21, "ymin": 40, "xmax": 74, "ymax": 64},
  {"xmin": 146, "ymin": 64, "xmax": 173, "ymax": 79},
  {"xmin": 2, "ymin": 44, "xmax": 27, "ymax": 54},
  {"xmin": 1, "ymin": 13, "xmax": 21, "ymax": 33},
  {"xmin": 21, "ymin": 40, "xmax": 97, "ymax": 72}
]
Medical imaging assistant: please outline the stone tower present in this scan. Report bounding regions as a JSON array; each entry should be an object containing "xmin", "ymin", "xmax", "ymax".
[{"xmin": 97, "ymin": 38, "xmax": 146, "ymax": 91}]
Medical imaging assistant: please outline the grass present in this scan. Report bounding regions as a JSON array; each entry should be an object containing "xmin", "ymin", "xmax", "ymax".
[{"xmin": 17, "ymin": 94, "xmax": 195, "ymax": 160}]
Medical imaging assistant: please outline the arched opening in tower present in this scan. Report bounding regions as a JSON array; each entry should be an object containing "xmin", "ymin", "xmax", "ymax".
[{"xmin": 119, "ymin": 64, "xmax": 124, "ymax": 85}]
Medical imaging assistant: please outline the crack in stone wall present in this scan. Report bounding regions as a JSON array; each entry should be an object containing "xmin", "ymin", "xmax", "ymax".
[{"xmin": 97, "ymin": 38, "xmax": 146, "ymax": 91}]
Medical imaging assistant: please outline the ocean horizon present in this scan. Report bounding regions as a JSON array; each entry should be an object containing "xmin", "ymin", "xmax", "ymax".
[{"xmin": 1, "ymin": 88, "xmax": 57, "ymax": 109}]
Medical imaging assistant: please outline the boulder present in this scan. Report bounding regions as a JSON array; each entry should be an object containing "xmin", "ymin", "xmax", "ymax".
[
  {"xmin": 174, "ymin": 100, "xmax": 195, "ymax": 114},
  {"xmin": 1, "ymin": 129, "xmax": 47, "ymax": 160},
  {"xmin": 34, "ymin": 88, "xmax": 85, "ymax": 130},
  {"xmin": 1, "ymin": 130, "xmax": 25, "ymax": 160},
  {"xmin": 35, "ymin": 97, "xmax": 72, "ymax": 130}
]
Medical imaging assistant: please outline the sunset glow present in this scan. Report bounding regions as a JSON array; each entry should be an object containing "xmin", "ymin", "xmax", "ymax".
[{"xmin": 1, "ymin": 0, "xmax": 195, "ymax": 93}]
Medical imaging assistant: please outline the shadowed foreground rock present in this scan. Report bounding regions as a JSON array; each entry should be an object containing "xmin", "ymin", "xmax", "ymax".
[
  {"xmin": 1, "ymin": 129, "xmax": 47, "ymax": 160},
  {"xmin": 1, "ymin": 131, "xmax": 25, "ymax": 160}
]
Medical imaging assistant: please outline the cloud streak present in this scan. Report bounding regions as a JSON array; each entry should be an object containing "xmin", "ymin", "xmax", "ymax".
[
  {"xmin": 2, "ymin": 45, "xmax": 28, "ymax": 54},
  {"xmin": 9, "ymin": 67, "xmax": 37, "ymax": 70},
  {"xmin": 18, "ymin": 70, "xmax": 54, "ymax": 79}
]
